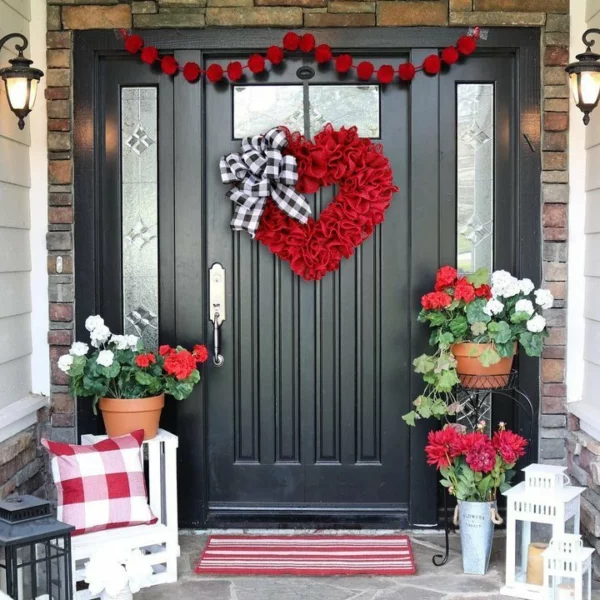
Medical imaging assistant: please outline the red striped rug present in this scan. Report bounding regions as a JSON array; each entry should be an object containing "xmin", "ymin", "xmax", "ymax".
[{"xmin": 194, "ymin": 535, "xmax": 416, "ymax": 576}]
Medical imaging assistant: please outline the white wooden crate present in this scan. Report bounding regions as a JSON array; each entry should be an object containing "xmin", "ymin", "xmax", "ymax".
[{"xmin": 72, "ymin": 429, "xmax": 179, "ymax": 600}]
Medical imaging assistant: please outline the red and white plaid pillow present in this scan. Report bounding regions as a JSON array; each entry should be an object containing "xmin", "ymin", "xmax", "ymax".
[{"xmin": 42, "ymin": 429, "xmax": 157, "ymax": 536}]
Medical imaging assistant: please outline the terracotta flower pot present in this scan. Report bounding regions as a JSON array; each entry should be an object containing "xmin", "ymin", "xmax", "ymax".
[
  {"xmin": 99, "ymin": 394, "xmax": 164, "ymax": 440},
  {"xmin": 451, "ymin": 342, "xmax": 516, "ymax": 389}
]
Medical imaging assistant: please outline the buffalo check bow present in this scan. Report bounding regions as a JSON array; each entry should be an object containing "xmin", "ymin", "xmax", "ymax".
[{"xmin": 219, "ymin": 127, "xmax": 311, "ymax": 238}]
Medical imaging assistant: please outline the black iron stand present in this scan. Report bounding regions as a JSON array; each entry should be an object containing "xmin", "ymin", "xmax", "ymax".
[{"xmin": 432, "ymin": 371, "xmax": 534, "ymax": 567}]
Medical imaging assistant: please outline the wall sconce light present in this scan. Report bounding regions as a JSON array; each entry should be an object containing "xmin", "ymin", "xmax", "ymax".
[
  {"xmin": 0, "ymin": 33, "xmax": 44, "ymax": 130},
  {"xmin": 566, "ymin": 28, "xmax": 600, "ymax": 125}
]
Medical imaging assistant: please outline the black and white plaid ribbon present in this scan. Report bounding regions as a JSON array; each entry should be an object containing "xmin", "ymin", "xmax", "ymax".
[{"xmin": 219, "ymin": 127, "xmax": 311, "ymax": 238}]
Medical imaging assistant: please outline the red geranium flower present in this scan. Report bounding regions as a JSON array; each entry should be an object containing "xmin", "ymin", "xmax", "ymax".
[
  {"xmin": 493, "ymin": 429, "xmax": 527, "ymax": 464},
  {"xmin": 454, "ymin": 277, "xmax": 476, "ymax": 303},
  {"xmin": 135, "ymin": 353, "xmax": 156, "ymax": 368},
  {"xmin": 435, "ymin": 265, "xmax": 458, "ymax": 291},
  {"xmin": 475, "ymin": 284, "xmax": 493, "ymax": 299},
  {"xmin": 314, "ymin": 44, "xmax": 332, "ymax": 64},
  {"xmin": 164, "ymin": 350, "xmax": 197, "ymax": 381},
  {"xmin": 159, "ymin": 345, "xmax": 172, "ymax": 357},
  {"xmin": 465, "ymin": 437, "xmax": 497, "ymax": 473},
  {"xmin": 421, "ymin": 291, "xmax": 452, "ymax": 311},
  {"xmin": 425, "ymin": 426, "xmax": 461, "ymax": 469},
  {"xmin": 193, "ymin": 344, "xmax": 209, "ymax": 364}
]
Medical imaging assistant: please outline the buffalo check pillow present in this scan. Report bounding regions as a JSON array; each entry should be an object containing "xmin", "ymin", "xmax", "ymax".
[{"xmin": 41, "ymin": 429, "xmax": 157, "ymax": 536}]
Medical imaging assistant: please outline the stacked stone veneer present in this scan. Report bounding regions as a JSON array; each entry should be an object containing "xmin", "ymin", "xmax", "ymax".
[{"xmin": 44, "ymin": 0, "xmax": 578, "ymax": 550}]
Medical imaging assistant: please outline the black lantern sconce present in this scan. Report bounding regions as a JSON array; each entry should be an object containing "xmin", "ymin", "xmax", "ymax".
[
  {"xmin": 0, "ymin": 33, "xmax": 44, "ymax": 130},
  {"xmin": 0, "ymin": 495, "xmax": 74, "ymax": 600},
  {"xmin": 566, "ymin": 28, "xmax": 600, "ymax": 125}
]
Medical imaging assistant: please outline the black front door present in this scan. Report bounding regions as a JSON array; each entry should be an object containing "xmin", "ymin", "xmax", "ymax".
[{"xmin": 75, "ymin": 28, "xmax": 541, "ymax": 528}]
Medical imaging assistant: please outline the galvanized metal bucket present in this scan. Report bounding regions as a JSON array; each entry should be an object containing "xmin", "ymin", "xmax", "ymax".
[{"xmin": 457, "ymin": 500, "xmax": 497, "ymax": 575}]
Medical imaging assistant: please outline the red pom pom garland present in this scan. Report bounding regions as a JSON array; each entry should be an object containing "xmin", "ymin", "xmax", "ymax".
[{"xmin": 120, "ymin": 29, "xmax": 479, "ymax": 85}]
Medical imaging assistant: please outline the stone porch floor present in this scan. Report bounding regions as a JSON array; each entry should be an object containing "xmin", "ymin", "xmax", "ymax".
[{"xmin": 135, "ymin": 531, "xmax": 600, "ymax": 600}]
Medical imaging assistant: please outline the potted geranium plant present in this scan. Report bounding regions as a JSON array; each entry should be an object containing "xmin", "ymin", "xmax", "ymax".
[
  {"xmin": 402, "ymin": 266, "xmax": 553, "ymax": 425},
  {"xmin": 58, "ymin": 315, "xmax": 209, "ymax": 439},
  {"xmin": 426, "ymin": 422, "xmax": 527, "ymax": 575}
]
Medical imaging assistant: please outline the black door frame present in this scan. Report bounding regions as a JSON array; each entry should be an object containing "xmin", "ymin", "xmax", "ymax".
[{"xmin": 74, "ymin": 27, "xmax": 541, "ymax": 529}]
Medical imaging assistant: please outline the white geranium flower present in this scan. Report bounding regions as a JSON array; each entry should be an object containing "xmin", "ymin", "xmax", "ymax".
[
  {"xmin": 502, "ymin": 278, "xmax": 521, "ymax": 298},
  {"xmin": 534, "ymin": 288, "xmax": 554, "ymax": 310},
  {"xmin": 58, "ymin": 354, "xmax": 74, "ymax": 373},
  {"xmin": 85, "ymin": 315, "xmax": 105, "ymax": 332},
  {"xmin": 491, "ymin": 270, "xmax": 520, "ymax": 298},
  {"xmin": 483, "ymin": 298, "xmax": 504, "ymax": 316},
  {"xmin": 125, "ymin": 549, "xmax": 154, "ymax": 593},
  {"xmin": 515, "ymin": 299, "xmax": 535, "ymax": 316},
  {"xmin": 518, "ymin": 278, "xmax": 535, "ymax": 295},
  {"xmin": 97, "ymin": 350, "xmax": 114, "ymax": 368},
  {"xmin": 526, "ymin": 314, "xmax": 547, "ymax": 333},
  {"xmin": 90, "ymin": 324, "xmax": 111, "ymax": 348},
  {"xmin": 126, "ymin": 334, "xmax": 140, "ymax": 350},
  {"xmin": 69, "ymin": 342, "xmax": 89, "ymax": 356},
  {"xmin": 110, "ymin": 334, "xmax": 129, "ymax": 350}
]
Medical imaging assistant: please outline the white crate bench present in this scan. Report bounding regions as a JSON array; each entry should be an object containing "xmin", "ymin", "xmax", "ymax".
[{"xmin": 72, "ymin": 429, "xmax": 179, "ymax": 600}]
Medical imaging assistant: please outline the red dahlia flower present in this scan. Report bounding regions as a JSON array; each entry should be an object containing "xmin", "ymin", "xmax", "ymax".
[
  {"xmin": 164, "ymin": 349, "xmax": 197, "ymax": 381},
  {"xmin": 425, "ymin": 426, "xmax": 461, "ymax": 469},
  {"xmin": 454, "ymin": 277, "xmax": 476, "ymax": 303},
  {"xmin": 493, "ymin": 429, "xmax": 527, "ymax": 464},
  {"xmin": 421, "ymin": 291, "xmax": 452, "ymax": 311},
  {"xmin": 193, "ymin": 344, "xmax": 209, "ymax": 364},
  {"xmin": 465, "ymin": 437, "xmax": 496, "ymax": 473},
  {"xmin": 135, "ymin": 353, "xmax": 156, "ymax": 368},
  {"xmin": 434, "ymin": 265, "xmax": 458, "ymax": 291}
]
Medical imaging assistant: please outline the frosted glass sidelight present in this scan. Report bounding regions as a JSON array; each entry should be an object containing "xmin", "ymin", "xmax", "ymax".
[
  {"xmin": 457, "ymin": 84, "xmax": 494, "ymax": 275},
  {"xmin": 308, "ymin": 85, "xmax": 380, "ymax": 138},
  {"xmin": 121, "ymin": 87, "xmax": 159, "ymax": 350}
]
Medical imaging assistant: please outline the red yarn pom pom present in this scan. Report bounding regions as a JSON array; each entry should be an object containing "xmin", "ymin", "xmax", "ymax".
[
  {"xmin": 398, "ymin": 62, "xmax": 416, "ymax": 82},
  {"xmin": 282, "ymin": 32, "xmax": 300, "ymax": 52},
  {"xmin": 356, "ymin": 61, "xmax": 374, "ymax": 81},
  {"xmin": 140, "ymin": 46, "xmax": 158, "ymax": 65},
  {"xmin": 227, "ymin": 61, "xmax": 243, "ymax": 81},
  {"xmin": 335, "ymin": 54, "xmax": 353, "ymax": 73},
  {"xmin": 206, "ymin": 63, "xmax": 224, "ymax": 83},
  {"xmin": 315, "ymin": 44, "xmax": 333, "ymax": 64},
  {"xmin": 299, "ymin": 33, "xmax": 315, "ymax": 53},
  {"xmin": 441, "ymin": 46, "xmax": 459, "ymax": 65},
  {"xmin": 423, "ymin": 54, "xmax": 441, "ymax": 75},
  {"xmin": 124, "ymin": 34, "xmax": 143, "ymax": 54},
  {"xmin": 377, "ymin": 64, "xmax": 395, "ymax": 84},
  {"xmin": 266, "ymin": 46, "xmax": 285, "ymax": 65},
  {"xmin": 248, "ymin": 54, "xmax": 266, "ymax": 74},
  {"xmin": 457, "ymin": 35, "xmax": 477, "ymax": 56},
  {"xmin": 161, "ymin": 55, "xmax": 178, "ymax": 75},
  {"xmin": 183, "ymin": 62, "xmax": 201, "ymax": 82}
]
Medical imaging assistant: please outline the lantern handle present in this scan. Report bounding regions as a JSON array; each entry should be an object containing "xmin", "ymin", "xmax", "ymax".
[
  {"xmin": 0, "ymin": 33, "xmax": 29, "ymax": 58},
  {"xmin": 582, "ymin": 28, "xmax": 600, "ymax": 53}
]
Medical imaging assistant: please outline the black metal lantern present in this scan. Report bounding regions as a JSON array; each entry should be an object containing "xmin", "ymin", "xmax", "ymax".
[
  {"xmin": 566, "ymin": 28, "xmax": 600, "ymax": 125},
  {"xmin": 0, "ymin": 496, "xmax": 74, "ymax": 600},
  {"xmin": 0, "ymin": 34, "xmax": 44, "ymax": 130}
]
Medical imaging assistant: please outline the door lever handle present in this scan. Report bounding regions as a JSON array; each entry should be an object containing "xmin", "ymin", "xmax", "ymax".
[
  {"xmin": 209, "ymin": 263, "xmax": 226, "ymax": 367},
  {"xmin": 212, "ymin": 312, "xmax": 224, "ymax": 367}
]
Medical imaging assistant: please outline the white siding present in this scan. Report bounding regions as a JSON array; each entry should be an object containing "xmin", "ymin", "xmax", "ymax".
[{"xmin": 0, "ymin": 0, "xmax": 33, "ymax": 410}]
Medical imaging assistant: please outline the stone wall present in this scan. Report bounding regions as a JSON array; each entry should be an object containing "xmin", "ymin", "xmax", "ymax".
[{"xmin": 45, "ymin": 0, "xmax": 573, "ymax": 531}]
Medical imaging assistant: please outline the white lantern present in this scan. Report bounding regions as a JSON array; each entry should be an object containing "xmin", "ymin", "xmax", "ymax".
[
  {"xmin": 501, "ymin": 464, "xmax": 585, "ymax": 600},
  {"xmin": 542, "ymin": 535, "xmax": 594, "ymax": 600}
]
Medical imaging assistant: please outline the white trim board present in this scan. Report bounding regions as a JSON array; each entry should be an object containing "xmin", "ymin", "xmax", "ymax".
[
  {"xmin": 0, "ymin": 393, "xmax": 47, "ymax": 443},
  {"xmin": 570, "ymin": 401, "xmax": 600, "ymax": 442}
]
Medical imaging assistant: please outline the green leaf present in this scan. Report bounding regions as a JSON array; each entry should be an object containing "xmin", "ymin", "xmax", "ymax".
[
  {"xmin": 402, "ymin": 411, "xmax": 417, "ymax": 426},
  {"xmin": 99, "ymin": 361, "xmax": 120, "ymax": 379},
  {"xmin": 466, "ymin": 299, "xmax": 491, "ymax": 325},
  {"xmin": 449, "ymin": 315, "xmax": 469, "ymax": 339},
  {"xmin": 478, "ymin": 346, "xmax": 501, "ymax": 367},
  {"xmin": 435, "ymin": 353, "xmax": 456, "ymax": 373},
  {"xmin": 69, "ymin": 356, "xmax": 86, "ymax": 378},
  {"xmin": 437, "ymin": 369, "xmax": 460, "ymax": 392},
  {"xmin": 499, "ymin": 483, "xmax": 512, "ymax": 493},
  {"xmin": 427, "ymin": 312, "xmax": 446, "ymax": 327},
  {"xmin": 496, "ymin": 341, "xmax": 516, "ymax": 358},
  {"xmin": 467, "ymin": 268, "xmax": 490, "ymax": 287},
  {"xmin": 519, "ymin": 332, "xmax": 544, "ymax": 357},
  {"xmin": 437, "ymin": 332, "xmax": 454, "ymax": 348},
  {"xmin": 488, "ymin": 321, "xmax": 512, "ymax": 344},
  {"xmin": 135, "ymin": 371, "xmax": 156, "ymax": 386},
  {"xmin": 511, "ymin": 311, "xmax": 531, "ymax": 324},
  {"xmin": 413, "ymin": 354, "xmax": 436, "ymax": 374},
  {"xmin": 471, "ymin": 322, "xmax": 487, "ymax": 336}
]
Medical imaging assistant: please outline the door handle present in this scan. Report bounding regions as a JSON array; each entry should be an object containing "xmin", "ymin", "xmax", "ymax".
[{"xmin": 209, "ymin": 263, "xmax": 225, "ymax": 367}]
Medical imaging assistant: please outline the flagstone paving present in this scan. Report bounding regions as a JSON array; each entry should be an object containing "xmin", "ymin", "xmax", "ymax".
[{"xmin": 137, "ymin": 532, "xmax": 600, "ymax": 600}]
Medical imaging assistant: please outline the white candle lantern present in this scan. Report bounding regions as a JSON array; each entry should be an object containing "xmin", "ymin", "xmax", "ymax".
[
  {"xmin": 542, "ymin": 535, "xmax": 594, "ymax": 600},
  {"xmin": 501, "ymin": 464, "xmax": 585, "ymax": 600}
]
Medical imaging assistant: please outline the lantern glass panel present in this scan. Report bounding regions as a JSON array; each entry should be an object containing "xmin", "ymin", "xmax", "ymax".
[
  {"xmin": 548, "ymin": 574, "xmax": 578, "ymax": 600},
  {"xmin": 571, "ymin": 70, "xmax": 600, "ymax": 107},
  {"xmin": 514, "ymin": 520, "xmax": 553, "ymax": 585}
]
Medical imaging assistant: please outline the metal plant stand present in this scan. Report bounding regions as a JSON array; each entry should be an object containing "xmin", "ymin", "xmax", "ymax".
[{"xmin": 432, "ymin": 371, "xmax": 534, "ymax": 567}]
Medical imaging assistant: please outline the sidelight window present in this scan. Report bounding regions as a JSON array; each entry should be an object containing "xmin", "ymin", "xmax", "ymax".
[
  {"xmin": 456, "ymin": 83, "xmax": 494, "ymax": 275},
  {"xmin": 121, "ymin": 87, "xmax": 159, "ymax": 350}
]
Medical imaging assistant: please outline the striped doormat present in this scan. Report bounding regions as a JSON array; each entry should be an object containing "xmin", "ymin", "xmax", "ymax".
[{"xmin": 195, "ymin": 535, "xmax": 416, "ymax": 576}]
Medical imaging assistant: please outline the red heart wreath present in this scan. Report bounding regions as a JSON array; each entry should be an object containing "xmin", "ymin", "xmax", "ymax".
[{"xmin": 255, "ymin": 125, "xmax": 399, "ymax": 281}]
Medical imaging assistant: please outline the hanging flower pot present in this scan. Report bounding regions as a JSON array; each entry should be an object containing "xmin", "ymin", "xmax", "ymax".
[
  {"xmin": 99, "ymin": 395, "xmax": 165, "ymax": 440},
  {"xmin": 451, "ymin": 342, "xmax": 517, "ymax": 389}
]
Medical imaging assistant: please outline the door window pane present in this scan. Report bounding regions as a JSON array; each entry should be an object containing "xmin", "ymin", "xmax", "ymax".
[
  {"xmin": 121, "ymin": 87, "xmax": 159, "ymax": 350},
  {"xmin": 457, "ymin": 84, "xmax": 494, "ymax": 274},
  {"xmin": 233, "ymin": 85, "xmax": 304, "ymax": 138},
  {"xmin": 308, "ymin": 85, "xmax": 380, "ymax": 138}
]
